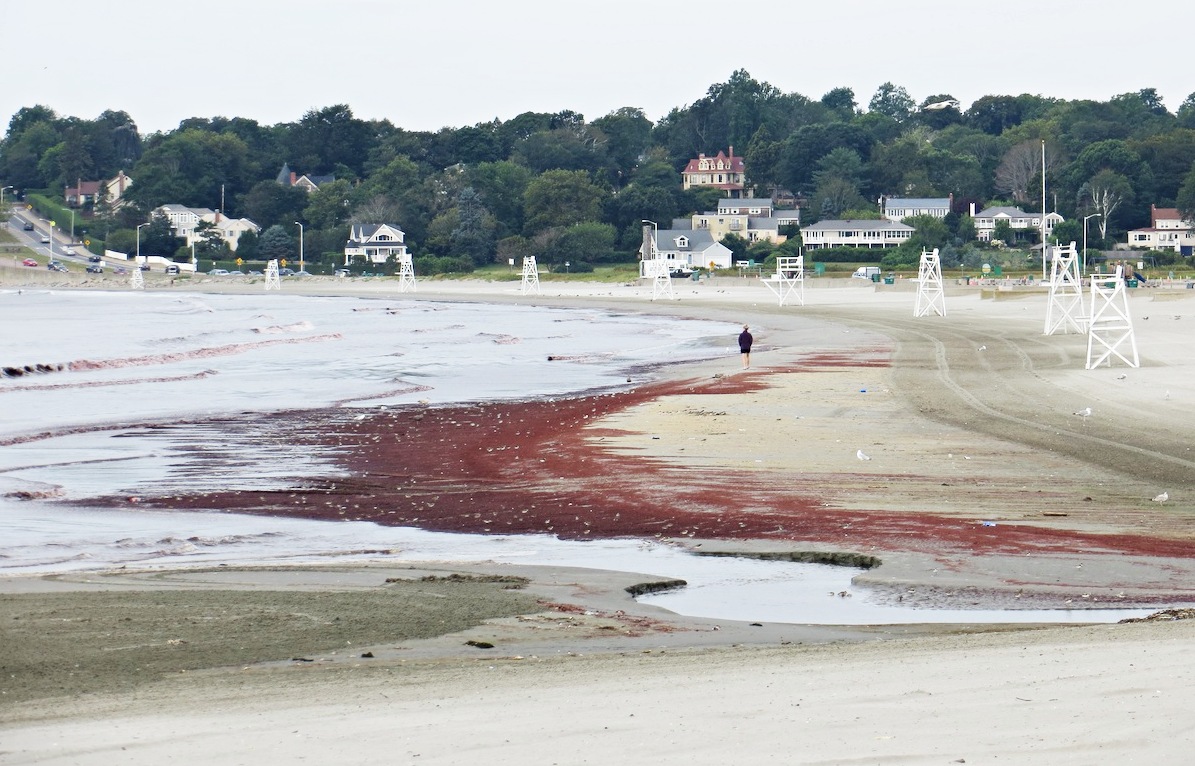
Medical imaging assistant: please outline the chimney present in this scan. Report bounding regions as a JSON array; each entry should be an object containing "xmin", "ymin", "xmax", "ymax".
[
  {"xmin": 290, "ymin": 171, "xmax": 297, "ymax": 186},
  {"xmin": 728, "ymin": 145, "xmax": 734, "ymax": 159},
  {"xmin": 969, "ymin": 202, "xmax": 976, "ymax": 217}
]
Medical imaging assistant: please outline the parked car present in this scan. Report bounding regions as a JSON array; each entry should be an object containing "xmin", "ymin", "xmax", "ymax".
[
  {"xmin": 113, "ymin": 266, "xmax": 130, "ymax": 275},
  {"xmin": 851, "ymin": 266, "xmax": 882, "ymax": 280},
  {"xmin": 85, "ymin": 264, "xmax": 103, "ymax": 274},
  {"xmin": 208, "ymin": 268, "xmax": 230, "ymax": 275},
  {"xmin": 278, "ymin": 267, "xmax": 295, "ymax": 276},
  {"xmin": 294, "ymin": 270, "xmax": 312, "ymax": 277},
  {"xmin": 247, "ymin": 269, "xmax": 263, "ymax": 276},
  {"xmin": 334, "ymin": 269, "xmax": 351, "ymax": 277},
  {"xmin": 165, "ymin": 264, "xmax": 180, "ymax": 275},
  {"xmin": 22, "ymin": 258, "xmax": 38, "ymax": 267},
  {"xmin": 47, "ymin": 261, "xmax": 68, "ymax": 272}
]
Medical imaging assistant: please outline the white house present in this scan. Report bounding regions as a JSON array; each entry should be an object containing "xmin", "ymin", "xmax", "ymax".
[
  {"xmin": 345, "ymin": 223, "xmax": 409, "ymax": 266},
  {"xmin": 152, "ymin": 204, "xmax": 260, "ymax": 252},
  {"xmin": 639, "ymin": 229, "xmax": 734, "ymax": 270},
  {"xmin": 970, "ymin": 203, "xmax": 1063, "ymax": 243},
  {"xmin": 100, "ymin": 171, "xmax": 133, "ymax": 209},
  {"xmin": 801, "ymin": 219, "xmax": 914, "ymax": 249},
  {"xmin": 882, "ymin": 195, "xmax": 952, "ymax": 221},
  {"xmin": 1125, "ymin": 205, "xmax": 1195, "ymax": 255}
]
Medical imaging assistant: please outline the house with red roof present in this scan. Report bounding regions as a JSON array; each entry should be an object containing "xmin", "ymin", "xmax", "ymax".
[
  {"xmin": 682, "ymin": 147, "xmax": 746, "ymax": 197},
  {"xmin": 1125, "ymin": 205, "xmax": 1195, "ymax": 255}
]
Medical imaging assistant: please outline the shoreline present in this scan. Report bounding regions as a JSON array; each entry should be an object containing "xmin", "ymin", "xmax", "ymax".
[{"xmin": 3, "ymin": 274, "xmax": 1195, "ymax": 761}]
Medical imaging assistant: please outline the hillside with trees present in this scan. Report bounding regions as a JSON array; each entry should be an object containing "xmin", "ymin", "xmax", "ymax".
[{"xmin": 5, "ymin": 70, "xmax": 1195, "ymax": 273}]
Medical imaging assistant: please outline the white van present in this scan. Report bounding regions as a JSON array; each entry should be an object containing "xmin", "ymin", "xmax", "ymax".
[{"xmin": 852, "ymin": 266, "xmax": 881, "ymax": 280}]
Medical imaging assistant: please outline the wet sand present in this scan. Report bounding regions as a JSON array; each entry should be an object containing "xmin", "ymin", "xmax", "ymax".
[{"xmin": 3, "ymin": 271, "xmax": 1194, "ymax": 763}]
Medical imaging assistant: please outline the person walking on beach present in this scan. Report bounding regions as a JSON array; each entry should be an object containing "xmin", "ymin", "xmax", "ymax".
[{"xmin": 739, "ymin": 324, "xmax": 753, "ymax": 369}]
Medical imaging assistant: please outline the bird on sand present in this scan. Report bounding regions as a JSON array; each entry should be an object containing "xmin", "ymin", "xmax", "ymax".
[
  {"xmin": 1074, "ymin": 407, "xmax": 1093, "ymax": 418},
  {"xmin": 1152, "ymin": 491, "xmax": 1169, "ymax": 503},
  {"xmin": 856, "ymin": 449, "xmax": 871, "ymax": 461}
]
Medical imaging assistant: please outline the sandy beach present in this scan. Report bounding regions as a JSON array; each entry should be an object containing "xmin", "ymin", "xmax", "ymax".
[{"xmin": 3, "ymin": 266, "xmax": 1194, "ymax": 763}]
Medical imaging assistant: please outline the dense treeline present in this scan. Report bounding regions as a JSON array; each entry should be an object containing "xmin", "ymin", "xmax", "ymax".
[{"xmin": 4, "ymin": 70, "xmax": 1195, "ymax": 271}]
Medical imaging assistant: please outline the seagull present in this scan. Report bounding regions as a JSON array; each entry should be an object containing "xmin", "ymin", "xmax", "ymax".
[
  {"xmin": 1152, "ymin": 491, "xmax": 1169, "ymax": 503},
  {"xmin": 1116, "ymin": 373, "xmax": 1127, "ymax": 380},
  {"xmin": 978, "ymin": 345, "xmax": 987, "ymax": 351},
  {"xmin": 856, "ymin": 449, "xmax": 871, "ymax": 461},
  {"xmin": 1074, "ymin": 407, "xmax": 1093, "ymax": 418}
]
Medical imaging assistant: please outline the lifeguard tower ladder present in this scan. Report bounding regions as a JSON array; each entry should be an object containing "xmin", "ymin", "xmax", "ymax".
[
  {"xmin": 639, "ymin": 224, "xmax": 675, "ymax": 301},
  {"xmin": 913, "ymin": 248, "xmax": 946, "ymax": 317},
  {"xmin": 1086, "ymin": 265, "xmax": 1139, "ymax": 369},
  {"xmin": 397, "ymin": 253, "xmax": 417, "ymax": 293},
  {"xmin": 763, "ymin": 254, "xmax": 805, "ymax": 306},
  {"xmin": 1044, "ymin": 242, "xmax": 1085, "ymax": 335},
  {"xmin": 520, "ymin": 255, "xmax": 540, "ymax": 295},
  {"xmin": 264, "ymin": 259, "xmax": 281, "ymax": 290}
]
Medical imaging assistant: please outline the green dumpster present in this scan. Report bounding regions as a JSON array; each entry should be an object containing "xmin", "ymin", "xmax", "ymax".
[
  {"xmin": 813, "ymin": 262, "xmax": 826, "ymax": 276},
  {"xmin": 870, "ymin": 273, "xmax": 881, "ymax": 283},
  {"xmin": 1126, "ymin": 279, "xmax": 1138, "ymax": 288},
  {"xmin": 883, "ymin": 275, "xmax": 895, "ymax": 285},
  {"xmin": 993, "ymin": 265, "xmax": 1003, "ymax": 277}
]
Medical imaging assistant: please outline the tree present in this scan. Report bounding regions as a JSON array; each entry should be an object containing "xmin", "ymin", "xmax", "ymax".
[
  {"xmin": 1177, "ymin": 164, "xmax": 1195, "ymax": 223},
  {"xmin": 192, "ymin": 220, "xmax": 227, "ymax": 258},
  {"xmin": 812, "ymin": 177, "xmax": 869, "ymax": 220},
  {"xmin": 868, "ymin": 82, "xmax": 915, "ymax": 122},
  {"xmin": 257, "ymin": 224, "xmax": 294, "ymax": 261},
  {"xmin": 554, "ymin": 222, "xmax": 617, "ymax": 264},
  {"xmin": 820, "ymin": 87, "xmax": 857, "ymax": 119},
  {"xmin": 522, "ymin": 169, "xmax": 604, "ymax": 234},
  {"xmin": 127, "ymin": 129, "xmax": 254, "ymax": 213},
  {"xmin": 992, "ymin": 219, "xmax": 1013, "ymax": 245},
  {"xmin": 302, "ymin": 179, "xmax": 355, "ymax": 229},
  {"xmin": 1079, "ymin": 169, "xmax": 1132, "ymax": 239},
  {"xmin": 450, "ymin": 187, "xmax": 497, "ymax": 264},
  {"xmin": 240, "ymin": 180, "xmax": 309, "ymax": 229},
  {"xmin": 994, "ymin": 140, "xmax": 1057, "ymax": 205}
]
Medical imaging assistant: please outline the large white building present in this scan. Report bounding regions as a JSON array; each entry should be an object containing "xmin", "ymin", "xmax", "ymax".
[
  {"xmin": 1125, "ymin": 205, "xmax": 1195, "ymax": 255},
  {"xmin": 344, "ymin": 223, "xmax": 409, "ymax": 265},
  {"xmin": 152, "ymin": 204, "xmax": 260, "ymax": 252},
  {"xmin": 801, "ymin": 219, "xmax": 914, "ymax": 249},
  {"xmin": 970, "ymin": 203, "xmax": 1063, "ymax": 243},
  {"xmin": 882, "ymin": 195, "xmax": 952, "ymax": 221}
]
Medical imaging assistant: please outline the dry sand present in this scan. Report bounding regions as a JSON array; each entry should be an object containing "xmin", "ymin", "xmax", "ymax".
[{"xmin": 3, "ymin": 269, "xmax": 1195, "ymax": 763}]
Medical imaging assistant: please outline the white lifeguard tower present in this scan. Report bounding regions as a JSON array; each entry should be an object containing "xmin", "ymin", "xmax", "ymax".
[
  {"xmin": 397, "ymin": 253, "xmax": 416, "ymax": 293},
  {"xmin": 1085, "ymin": 265, "xmax": 1139, "ymax": 369},
  {"xmin": 639, "ymin": 221, "xmax": 675, "ymax": 301},
  {"xmin": 130, "ymin": 264, "xmax": 144, "ymax": 290},
  {"xmin": 520, "ymin": 255, "xmax": 540, "ymax": 295},
  {"xmin": 913, "ymin": 248, "xmax": 945, "ymax": 317},
  {"xmin": 1044, "ymin": 242, "xmax": 1085, "ymax": 335},
  {"xmin": 763, "ymin": 254, "xmax": 805, "ymax": 306},
  {"xmin": 264, "ymin": 259, "xmax": 281, "ymax": 291}
]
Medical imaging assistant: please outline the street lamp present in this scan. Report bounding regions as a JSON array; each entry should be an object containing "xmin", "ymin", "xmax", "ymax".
[
  {"xmin": 293, "ymin": 221, "xmax": 304, "ymax": 273},
  {"xmin": 0, "ymin": 185, "xmax": 12, "ymax": 206},
  {"xmin": 136, "ymin": 222, "xmax": 150, "ymax": 268},
  {"xmin": 70, "ymin": 209, "xmax": 75, "ymax": 243},
  {"xmin": 49, "ymin": 221, "xmax": 54, "ymax": 260},
  {"xmin": 1082, "ymin": 213, "xmax": 1102, "ymax": 276}
]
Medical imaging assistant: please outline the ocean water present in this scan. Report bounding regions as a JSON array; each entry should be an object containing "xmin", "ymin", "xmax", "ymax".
[{"xmin": 0, "ymin": 289, "xmax": 1155, "ymax": 625}]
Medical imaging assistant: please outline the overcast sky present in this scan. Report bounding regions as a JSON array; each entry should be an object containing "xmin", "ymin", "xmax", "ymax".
[{"xmin": 5, "ymin": 0, "xmax": 1190, "ymax": 136}]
